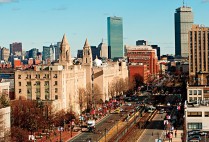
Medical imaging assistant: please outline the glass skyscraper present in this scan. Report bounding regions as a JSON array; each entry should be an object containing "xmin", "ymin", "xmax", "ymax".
[
  {"xmin": 107, "ymin": 16, "xmax": 123, "ymax": 59},
  {"xmin": 175, "ymin": 6, "xmax": 193, "ymax": 58}
]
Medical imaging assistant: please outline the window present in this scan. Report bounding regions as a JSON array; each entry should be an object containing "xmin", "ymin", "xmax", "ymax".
[
  {"xmin": 36, "ymin": 74, "xmax": 40, "ymax": 79},
  {"xmin": 194, "ymin": 90, "xmax": 197, "ymax": 95},
  {"xmin": 55, "ymin": 88, "xmax": 58, "ymax": 93},
  {"xmin": 187, "ymin": 111, "xmax": 202, "ymax": 117},
  {"xmin": 45, "ymin": 95, "xmax": 49, "ymax": 100},
  {"xmin": 45, "ymin": 81, "xmax": 49, "ymax": 86},
  {"xmin": 205, "ymin": 112, "xmax": 209, "ymax": 117},
  {"xmin": 18, "ymin": 75, "xmax": 21, "ymax": 79},
  {"xmin": 19, "ymin": 89, "xmax": 21, "ymax": 93},
  {"xmin": 204, "ymin": 90, "xmax": 209, "ymax": 93},
  {"xmin": 54, "ymin": 81, "xmax": 58, "ymax": 86},
  {"xmin": 27, "ymin": 82, "xmax": 31, "ymax": 86},
  {"xmin": 54, "ymin": 74, "xmax": 57, "ymax": 78},
  {"xmin": 27, "ymin": 89, "xmax": 31, "ymax": 94},
  {"xmin": 188, "ymin": 123, "xmax": 202, "ymax": 129},
  {"xmin": 189, "ymin": 97, "xmax": 193, "ymax": 102},
  {"xmin": 198, "ymin": 90, "xmax": 202, "ymax": 95},
  {"xmin": 36, "ymin": 88, "xmax": 40, "ymax": 93},
  {"xmin": 189, "ymin": 90, "xmax": 192, "ymax": 95},
  {"xmin": 35, "ymin": 81, "xmax": 40, "ymax": 86},
  {"xmin": 19, "ymin": 82, "xmax": 21, "ymax": 86},
  {"xmin": 55, "ymin": 95, "xmax": 58, "ymax": 100}
]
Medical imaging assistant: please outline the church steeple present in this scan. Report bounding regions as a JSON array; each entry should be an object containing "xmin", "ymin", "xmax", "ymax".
[
  {"xmin": 59, "ymin": 34, "xmax": 71, "ymax": 64},
  {"xmin": 82, "ymin": 38, "xmax": 92, "ymax": 66}
]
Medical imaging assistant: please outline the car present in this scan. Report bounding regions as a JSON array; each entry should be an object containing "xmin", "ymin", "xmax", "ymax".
[
  {"xmin": 125, "ymin": 103, "xmax": 132, "ymax": 106},
  {"xmin": 188, "ymin": 130, "xmax": 201, "ymax": 135},
  {"xmin": 188, "ymin": 135, "xmax": 201, "ymax": 141},
  {"xmin": 114, "ymin": 108, "xmax": 120, "ymax": 114},
  {"xmin": 198, "ymin": 132, "xmax": 207, "ymax": 136},
  {"xmin": 159, "ymin": 109, "xmax": 164, "ymax": 114}
]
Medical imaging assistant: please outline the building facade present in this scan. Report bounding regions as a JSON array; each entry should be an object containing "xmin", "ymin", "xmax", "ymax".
[
  {"xmin": 0, "ymin": 107, "xmax": 11, "ymax": 141},
  {"xmin": 107, "ymin": 16, "xmax": 123, "ymax": 59},
  {"xmin": 189, "ymin": 25, "xmax": 209, "ymax": 79},
  {"xmin": 129, "ymin": 63, "xmax": 148, "ymax": 84},
  {"xmin": 126, "ymin": 45, "xmax": 159, "ymax": 76},
  {"xmin": 175, "ymin": 6, "xmax": 193, "ymax": 58}
]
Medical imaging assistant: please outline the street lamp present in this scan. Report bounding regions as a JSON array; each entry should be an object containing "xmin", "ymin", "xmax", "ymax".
[{"xmin": 58, "ymin": 126, "xmax": 63, "ymax": 142}]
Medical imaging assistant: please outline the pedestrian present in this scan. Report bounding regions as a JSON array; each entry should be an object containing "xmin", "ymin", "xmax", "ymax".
[{"xmin": 175, "ymin": 130, "xmax": 177, "ymax": 137}]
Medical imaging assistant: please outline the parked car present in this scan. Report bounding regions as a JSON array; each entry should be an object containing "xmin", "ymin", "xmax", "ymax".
[
  {"xmin": 188, "ymin": 130, "xmax": 201, "ymax": 136},
  {"xmin": 159, "ymin": 109, "xmax": 164, "ymax": 114},
  {"xmin": 188, "ymin": 135, "xmax": 201, "ymax": 141},
  {"xmin": 114, "ymin": 108, "xmax": 120, "ymax": 114},
  {"xmin": 198, "ymin": 131, "xmax": 207, "ymax": 136}
]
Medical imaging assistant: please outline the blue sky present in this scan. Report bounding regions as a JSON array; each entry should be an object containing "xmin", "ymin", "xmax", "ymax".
[{"xmin": 0, "ymin": 0, "xmax": 209, "ymax": 57}]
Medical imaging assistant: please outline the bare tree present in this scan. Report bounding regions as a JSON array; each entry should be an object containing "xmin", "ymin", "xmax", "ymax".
[
  {"xmin": 108, "ymin": 82, "xmax": 116, "ymax": 99},
  {"xmin": 93, "ymin": 83, "xmax": 102, "ymax": 104},
  {"xmin": 78, "ymin": 88, "xmax": 87, "ymax": 114},
  {"xmin": 117, "ymin": 78, "xmax": 126, "ymax": 96},
  {"xmin": 86, "ymin": 83, "xmax": 92, "ymax": 110},
  {"xmin": 123, "ymin": 77, "xmax": 130, "ymax": 93}
]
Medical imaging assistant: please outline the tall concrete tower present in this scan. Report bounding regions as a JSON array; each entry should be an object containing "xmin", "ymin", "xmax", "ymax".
[{"xmin": 175, "ymin": 5, "xmax": 193, "ymax": 58}]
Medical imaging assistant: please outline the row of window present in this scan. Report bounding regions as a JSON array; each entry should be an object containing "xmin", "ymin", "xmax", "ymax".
[
  {"xmin": 19, "ymin": 88, "xmax": 58, "ymax": 93},
  {"xmin": 18, "ymin": 81, "xmax": 58, "ymax": 86},
  {"xmin": 18, "ymin": 74, "xmax": 57, "ymax": 79},
  {"xmin": 187, "ymin": 111, "xmax": 209, "ymax": 117},
  {"xmin": 189, "ymin": 90, "xmax": 202, "ymax": 95},
  {"xmin": 188, "ymin": 123, "xmax": 202, "ymax": 130},
  {"xmin": 27, "ymin": 94, "xmax": 58, "ymax": 100}
]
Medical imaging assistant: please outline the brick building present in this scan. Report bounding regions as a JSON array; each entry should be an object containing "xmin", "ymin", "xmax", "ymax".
[{"xmin": 126, "ymin": 45, "xmax": 159, "ymax": 83}]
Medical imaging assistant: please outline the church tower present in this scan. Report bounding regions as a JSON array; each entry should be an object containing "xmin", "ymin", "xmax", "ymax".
[
  {"xmin": 59, "ymin": 34, "xmax": 71, "ymax": 64},
  {"xmin": 82, "ymin": 38, "xmax": 93, "ymax": 93},
  {"xmin": 82, "ymin": 38, "xmax": 92, "ymax": 67}
]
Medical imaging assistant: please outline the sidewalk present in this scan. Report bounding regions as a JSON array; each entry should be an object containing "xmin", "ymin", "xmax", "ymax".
[
  {"xmin": 163, "ymin": 129, "xmax": 183, "ymax": 142},
  {"xmin": 36, "ymin": 130, "xmax": 81, "ymax": 142}
]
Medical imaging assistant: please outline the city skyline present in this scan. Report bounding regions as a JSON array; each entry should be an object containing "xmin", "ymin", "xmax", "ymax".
[{"xmin": 0, "ymin": 0, "xmax": 209, "ymax": 57}]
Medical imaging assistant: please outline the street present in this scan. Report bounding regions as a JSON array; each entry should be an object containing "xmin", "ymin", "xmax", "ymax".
[{"xmin": 137, "ymin": 112, "xmax": 166, "ymax": 142}]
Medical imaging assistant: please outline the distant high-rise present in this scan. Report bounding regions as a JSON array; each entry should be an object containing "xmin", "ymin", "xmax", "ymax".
[
  {"xmin": 136, "ymin": 40, "xmax": 148, "ymax": 46},
  {"xmin": 1, "ymin": 47, "xmax": 10, "ymax": 61},
  {"xmin": 107, "ymin": 16, "xmax": 123, "ymax": 59},
  {"xmin": 98, "ymin": 40, "xmax": 108, "ymax": 59},
  {"xmin": 175, "ymin": 6, "xmax": 193, "ymax": 58},
  {"xmin": 43, "ymin": 45, "xmax": 54, "ymax": 62},
  {"xmin": 10, "ymin": 42, "xmax": 22, "ymax": 56},
  {"xmin": 28, "ymin": 48, "xmax": 39, "ymax": 59},
  {"xmin": 54, "ymin": 42, "xmax": 61, "ymax": 61}
]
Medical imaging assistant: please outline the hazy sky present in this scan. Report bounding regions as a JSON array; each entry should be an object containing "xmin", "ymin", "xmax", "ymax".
[{"xmin": 0, "ymin": 0, "xmax": 209, "ymax": 57}]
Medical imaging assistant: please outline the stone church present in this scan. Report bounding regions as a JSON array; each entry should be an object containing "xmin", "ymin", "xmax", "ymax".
[{"xmin": 14, "ymin": 34, "xmax": 128, "ymax": 115}]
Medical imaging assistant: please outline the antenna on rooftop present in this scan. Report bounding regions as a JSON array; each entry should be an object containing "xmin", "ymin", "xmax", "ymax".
[{"xmin": 183, "ymin": 0, "xmax": 185, "ymax": 7}]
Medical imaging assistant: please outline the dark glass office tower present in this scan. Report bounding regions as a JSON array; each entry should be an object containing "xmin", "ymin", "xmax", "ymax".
[
  {"xmin": 107, "ymin": 16, "xmax": 123, "ymax": 59},
  {"xmin": 175, "ymin": 6, "xmax": 193, "ymax": 58}
]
